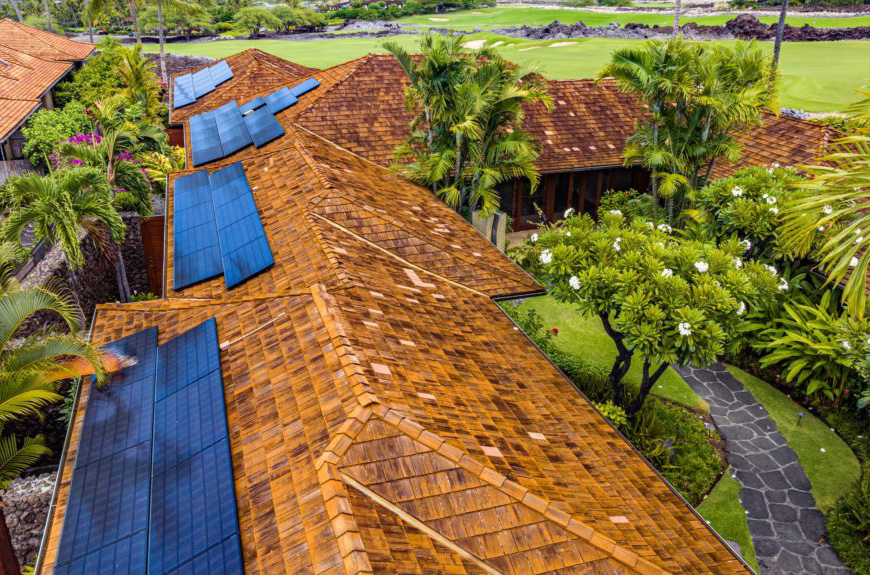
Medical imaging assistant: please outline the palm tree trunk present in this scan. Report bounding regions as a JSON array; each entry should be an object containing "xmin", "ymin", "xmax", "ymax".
[
  {"xmin": 85, "ymin": 0, "xmax": 94, "ymax": 43},
  {"xmin": 115, "ymin": 245, "xmax": 132, "ymax": 303},
  {"xmin": 158, "ymin": 2, "xmax": 167, "ymax": 84},
  {"xmin": 771, "ymin": 0, "xmax": 789, "ymax": 77},
  {"xmin": 43, "ymin": 0, "xmax": 52, "ymax": 31},
  {"xmin": 672, "ymin": 0, "xmax": 681, "ymax": 37},
  {"xmin": 7, "ymin": 0, "xmax": 22, "ymax": 21},
  {"xmin": 65, "ymin": 257, "xmax": 86, "ymax": 327},
  {"xmin": 128, "ymin": 0, "xmax": 141, "ymax": 43}
]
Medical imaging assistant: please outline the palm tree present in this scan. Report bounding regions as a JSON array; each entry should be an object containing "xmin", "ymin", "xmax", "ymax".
[
  {"xmin": 128, "ymin": 0, "xmax": 142, "ymax": 43},
  {"xmin": 771, "ymin": 0, "xmax": 789, "ymax": 78},
  {"xmin": 149, "ymin": 0, "xmax": 205, "ymax": 84},
  {"xmin": 44, "ymin": 0, "xmax": 52, "ymax": 32},
  {"xmin": 116, "ymin": 45, "xmax": 163, "ymax": 115},
  {"xmin": 673, "ymin": 0, "xmax": 681, "ymax": 37},
  {"xmin": 2, "ymin": 168, "xmax": 130, "ymax": 307},
  {"xmin": 5, "ymin": 0, "xmax": 22, "ymax": 21}
]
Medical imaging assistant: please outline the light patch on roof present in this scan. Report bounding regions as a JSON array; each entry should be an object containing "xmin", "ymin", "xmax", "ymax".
[
  {"xmin": 481, "ymin": 446, "xmax": 504, "ymax": 458},
  {"xmin": 370, "ymin": 363, "xmax": 391, "ymax": 375},
  {"xmin": 609, "ymin": 515, "xmax": 630, "ymax": 524},
  {"xmin": 417, "ymin": 392, "xmax": 436, "ymax": 400},
  {"xmin": 528, "ymin": 432, "xmax": 547, "ymax": 441},
  {"xmin": 399, "ymin": 339, "xmax": 415, "ymax": 347},
  {"xmin": 403, "ymin": 268, "xmax": 435, "ymax": 289}
]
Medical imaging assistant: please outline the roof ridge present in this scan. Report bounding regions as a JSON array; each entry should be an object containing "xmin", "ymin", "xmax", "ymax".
[
  {"xmin": 318, "ymin": 402, "xmax": 670, "ymax": 575},
  {"xmin": 4, "ymin": 18, "xmax": 83, "ymax": 59}
]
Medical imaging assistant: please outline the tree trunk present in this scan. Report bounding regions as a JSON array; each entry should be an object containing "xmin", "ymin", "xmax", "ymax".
[
  {"xmin": 115, "ymin": 244, "xmax": 132, "ymax": 303},
  {"xmin": 650, "ymin": 117, "xmax": 660, "ymax": 219},
  {"xmin": 672, "ymin": 0, "xmax": 681, "ymax": 37},
  {"xmin": 65, "ymin": 256, "xmax": 86, "ymax": 327},
  {"xmin": 44, "ymin": 0, "xmax": 52, "ymax": 31},
  {"xmin": 128, "ymin": 0, "xmax": 141, "ymax": 43},
  {"xmin": 158, "ymin": 2, "xmax": 167, "ymax": 85},
  {"xmin": 0, "ymin": 507, "xmax": 20, "ymax": 575},
  {"xmin": 85, "ymin": 0, "xmax": 94, "ymax": 43},
  {"xmin": 626, "ymin": 359, "xmax": 671, "ymax": 416},
  {"xmin": 771, "ymin": 0, "xmax": 789, "ymax": 77},
  {"xmin": 7, "ymin": 0, "xmax": 22, "ymax": 21},
  {"xmin": 598, "ymin": 312, "xmax": 633, "ymax": 406}
]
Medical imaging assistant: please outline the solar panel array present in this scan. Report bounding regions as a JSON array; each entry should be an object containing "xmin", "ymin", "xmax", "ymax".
[
  {"xmin": 187, "ymin": 77, "xmax": 321, "ymax": 166},
  {"xmin": 173, "ymin": 162, "xmax": 273, "ymax": 290},
  {"xmin": 54, "ymin": 320, "xmax": 243, "ymax": 575},
  {"xmin": 172, "ymin": 62, "xmax": 235, "ymax": 110}
]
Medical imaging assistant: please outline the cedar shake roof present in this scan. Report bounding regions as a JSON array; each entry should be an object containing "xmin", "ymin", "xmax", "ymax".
[
  {"xmin": 0, "ymin": 20, "xmax": 93, "ymax": 141},
  {"xmin": 41, "ymin": 127, "xmax": 752, "ymax": 572}
]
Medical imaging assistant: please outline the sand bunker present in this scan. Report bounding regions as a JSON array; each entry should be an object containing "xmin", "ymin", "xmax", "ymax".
[
  {"xmin": 518, "ymin": 46, "xmax": 541, "ymax": 52},
  {"xmin": 463, "ymin": 39, "xmax": 486, "ymax": 48},
  {"xmin": 428, "ymin": 17, "xmax": 448, "ymax": 21},
  {"xmin": 549, "ymin": 41, "xmax": 578, "ymax": 47}
]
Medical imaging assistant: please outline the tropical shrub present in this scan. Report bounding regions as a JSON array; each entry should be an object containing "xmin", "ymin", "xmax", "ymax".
[
  {"xmin": 271, "ymin": 6, "xmax": 326, "ymax": 32},
  {"xmin": 594, "ymin": 401, "xmax": 628, "ymax": 429},
  {"xmin": 54, "ymin": 37, "xmax": 124, "ymax": 109},
  {"xmin": 21, "ymin": 102, "xmax": 91, "ymax": 168},
  {"xmin": 828, "ymin": 479, "xmax": 870, "ymax": 575},
  {"xmin": 234, "ymin": 7, "xmax": 280, "ymax": 37},
  {"xmin": 140, "ymin": 147, "xmax": 186, "ymax": 195},
  {"xmin": 535, "ymin": 211, "xmax": 780, "ymax": 415},
  {"xmin": 599, "ymin": 188, "xmax": 653, "ymax": 223}
]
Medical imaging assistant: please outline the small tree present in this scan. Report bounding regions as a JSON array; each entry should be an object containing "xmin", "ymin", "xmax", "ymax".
[
  {"xmin": 535, "ymin": 211, "xmax": 779, "ymax": 415},
  {"xmin": 234, "ymin": 6, "xmax": 280, "ymax": 37}
]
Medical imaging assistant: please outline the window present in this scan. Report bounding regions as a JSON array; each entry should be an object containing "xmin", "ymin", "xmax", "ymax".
[
  {"xmin": 497, "ymin": 180, "xmax": 516, "ymax": 218},
  {"xmin": 518, "ymin": 179, "xmax": 540, "ymax": 228},
  {"xmin": 552, "ymin": 174, "xmax": 572, "ymax": 220}
]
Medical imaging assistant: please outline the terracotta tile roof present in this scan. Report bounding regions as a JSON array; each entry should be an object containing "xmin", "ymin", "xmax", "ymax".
[
  {"xmin": 168, "ymin": 48, "xmax": 319, "ymax": 123},
  {"xmin": 0, "ymin": 19, "xmax": 93, "ymax": 61},
  {"xmin": 0, "ymin": 21, "xmax": 92, "ymax": 141}
]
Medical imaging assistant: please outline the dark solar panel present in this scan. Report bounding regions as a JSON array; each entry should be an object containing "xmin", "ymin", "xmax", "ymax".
[
  {"xmin": 264, "ymin": 87, "xmax": 297, "ymax": 114},
  {"xmin": 213, "ymin": 101, "xmax": 252, "ymax": 157},
  {"xmin": 163, "ymin": 535, "xmax": 244, "ymax": 575},
  {"xmin": 191, "ymin": 66, "xmax": 216, "ymax": 99},
  {"xmin": 239, "ymin": 96, "xmax": 266, "ymax": 115},
  {"xmin": 73, "ymin": 328, "xmax": 158, "ymax": 468},
  {"xmin": 289, "ymin": 77, "xmax": 320, "ymax": 97},
  {"xmin": 241, "ymin": 106, "xmax": 285, "ymax": 148},
  {"xmin": 189, "ymin": 111, "xmax": 224, "ymax": 167},
  {"xmin": 172, "ymin": 171, "xmax": 223, "ymax": 290},
  {"xmin": 209, "ymin": 162, "xmax": 274, "ymax": 288},
  {"xmin": 155, "ymin": 318, "xmax": 220, "ymax": 401},
  {"xmin": 173, "ymin": 74, "xmax": 195, "ymax": 109},
  {"xmin": 209, "ymin": 60, "xmax": 233, "ymax": 86},
  {"xmin": 54, "ymin": 532, "xmax": 148, "ymax": 575}
]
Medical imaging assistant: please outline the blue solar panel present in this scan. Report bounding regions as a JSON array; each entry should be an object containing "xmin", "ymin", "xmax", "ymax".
[
  {"xmin": 164, "ymin": 535, "xmax": 243, "ymax": 575},
  {"xmin": 239, "ymin": 96, "xmax": 266, "ymax": 115},
  {"xmin": 242, "ymin": 106, "xmax": 285, "ymax": 148},
  {"xmin": 191, "ymin": 67, "xmax": 217, "ymax": 99},
  {"xmin": 264, "ymin": 87, "xmax": 298, "ymax": 114},
  {"xmin": 289, "ymin": 77, "xmax": 320, "ymax": 97},
  {"xmin": 189, "ymin": 111, "xmax": 223, "ymax": 167},
  {"xmin": 74, "ymin": 328, "xmax": 158, "ymax": 468},
  {"xmin": 55, "ymin": 532, "xmax": 148, "ymax": 575},
  {"xmin": 209, "ymin": 162, "xmax": 274, "ymax": 288},
  {"xmin": 155, "ymin": 317, "xmax": 219, "ymax": 401},
  {"xmin": 173, "ymin": 74, "xmax": 195, "ymax": 109},
  {"xmin": 213, "ymin": 101, "xmax": 252, "ymax": 157},
  {"xmin": 172, "ymin": 171, "xmax": 222, "ymax": 290},
  {"xmin": 209, "ymin": 60, "xmax": 233, "ymax": 86}
]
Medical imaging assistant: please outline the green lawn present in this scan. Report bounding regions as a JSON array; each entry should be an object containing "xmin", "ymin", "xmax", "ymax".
[
  {"xmin": 697, "ymin": 469, "xmax": 759, "ymax": 573},
  {"xmin": 396, "ymin": 6, "xmax": 870, "ymax": 30},
  {"xmin": 153, "ymin": 35, "xmax": 870, "ymax": 112},
  {"xmin": 726, "ymin": 365, "xmax": 861, "ymax": 512},
  {"xmin": 516, "ymin": 295, "xmax": 708, "ymax": 411}
]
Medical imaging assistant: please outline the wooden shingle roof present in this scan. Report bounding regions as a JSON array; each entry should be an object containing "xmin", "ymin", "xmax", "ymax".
[{"xmin": 0, "ymin": 19, "xmax": 93, "ymax": 62}]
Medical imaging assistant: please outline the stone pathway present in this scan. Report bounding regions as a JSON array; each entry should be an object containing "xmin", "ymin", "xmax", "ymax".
[{"xmin": 676, "ymin": 363, "xmax": 850, "ymax": 575}]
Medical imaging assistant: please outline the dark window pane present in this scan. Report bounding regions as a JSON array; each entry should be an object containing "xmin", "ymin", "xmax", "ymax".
[
  {"xmin": 497, "ymin": 180, "xmax": 515, "ymax": 216},
  {"xmin": 552, "ymin": 174, "xmax": 572, "ymax": 220},
  {"xmin": 519, "ymin": 179, "xmax": 540, "ymax": 227}
]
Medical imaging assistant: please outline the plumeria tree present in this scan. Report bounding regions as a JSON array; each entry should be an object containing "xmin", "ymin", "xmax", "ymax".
[{"xmin": 534, "ymin": 210, "xmax": 781, "ymax": 415}]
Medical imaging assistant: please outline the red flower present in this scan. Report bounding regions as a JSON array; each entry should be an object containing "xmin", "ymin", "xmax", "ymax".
[{"xmin": 551, "ymin": 328, "xmax": 559, "ymax": 335}]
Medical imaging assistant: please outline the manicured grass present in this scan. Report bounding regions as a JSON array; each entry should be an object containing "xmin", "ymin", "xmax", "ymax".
[
  {"xmin": 153, "ymin": 35, "xmax": 870, "ymax": 112},
  {"xmin": 726, "ymin": 365, "xmax": 861, "ymax": 512},
  {"xmin": 397, "ymin": 6, "xmax": 870, "ymax": 30},
  {"xmin": 516, "ymin": 295, "xmax": 708, "ymax": 411},
  {"xmin": 697, "ymin": 469, "xmax": 760, "ymax": 573}
]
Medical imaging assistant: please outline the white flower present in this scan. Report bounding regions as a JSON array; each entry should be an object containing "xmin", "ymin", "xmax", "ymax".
[
  {"xmin": 646, "ymin": 221, "xmax": 655, "ymax": 230},
  {"xmin": 762, "ymin": 193, "xmax": 769, "ymax": 200},
  {"xmin": 856, "ymin": 229, "xmax": 863, "ymax": 235},
  {"xmin": 694, "ymin": 261, "xmax": 709, "ymax": 273},
  {"xmin": 823, "ymin": 205, "xmax": 833, "ymax": 215},
  {"xmin": 565, "ymin": 231, "xmax": 571, "ymax": 237},
  {"xmin": 766, "ymin": 195, "xmax": 777, "ymax": 205},
  {"xmin": 818, "ymin": 225, "xmax": 825, "ymax": 232},
  {"xmin": 764, "ymin": 264, "xmax": 778, "ymax": 276},
  {"xmin": 609, "ymin": 209, "xmax": 622, "ymax": 216},
  {"xmin": 770, "ymin": 162, "xmax": 780, "ymax": 169},
  {"xmin": 539, "ymin": 249, "xmax": 552, "ymax": 265},
  {"xmin": 569, "ymin": 275, "xmax": 581, "ymax": 290},
  {"xmin": 733, "ymin": 257, "xmax": 742, "ymax": 269},
  {"xmin": 866, "ymin": 337, "xmax": 870, "ymax": 346},
  {"xmin": 855, "ymin": 236, "xmax": 864, "ymax": 245},
  {"xmin": 656, "ymin": 242, "xmax": 665, "ymax": 249},
  {"xmin": 678, "ymin": 322, "xmax": 693, "ymax": 337},
  {"xmin": 850, "ymin": 257, "xmax": 860, "ymax": 268},
  {"xmin": 612, "ymin": 238, "xmax": 622, "ymax": 251},
  {"xmin": 778, "ymin": 278, "xmax": 789, "ymax": 291},
  {"xmin": 530, "ymin": 233, "xmax": 538, "ymax": 243},
  {"xmin": 564, "ymin": 208, "xmax": 575, "ymax": 218},
  {"xmin": 661, "ymin": 268, "xmax": 673, "ymax": 278},
  {"xmin": 657, "ymin": 224, "xmax": 672, "ymax": 234},
  {"xmin": 731, "ymin": 186, "xmax": 743, "ymax": 197},
  {"xmin": 842, "ymin": 341, "xmax": 852, "ymax": 351},
  {"xmin": 820, "ymin": 448, "xmax": 826, "ymax": 453},
  {"xmin": 741, "ymin": 239, "xmax": 752, "ymax": 252},
  {"xmin": 737, "ymin": 302, "xmax": 746, "ymax": 316},
  {"xmin": 769, "ymin": 207, "xmax": 779, "ymax": 215}
]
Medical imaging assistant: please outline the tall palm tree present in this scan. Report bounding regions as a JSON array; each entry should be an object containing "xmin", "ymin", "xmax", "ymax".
[
  {"xmin": 673, "ymin": 0, "xmax": 681, "ymax": 37},
  {"xmin": 2, "ymin": 168, "xmax": 130, "ymax": 307},
  {"xmin": 150, "ymin": 0, "xmax": 205, "ymax": 84},
  {"xmin": 116, "ymin": 46, "xmax": 163, "ymax": 115},
  {"xmin": 5, "ymin": 0, "xmax": 22, "ymax": 21},
  {"xmin": 128, "ymin": 0, "xmax": 142, "ymax": 43},
  {"xmin": 771, "ymin": 0, "xmax": 789, "ymax": 78},
  {"xmin": 44, "ymin": 0, "xmax": 52, "ymax": 32}
]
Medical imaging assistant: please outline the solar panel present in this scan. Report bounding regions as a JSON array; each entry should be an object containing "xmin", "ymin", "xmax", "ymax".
[
  {"xmin": 163, "ymin": 535, "xmax": 243, "ymax": 575},
  {"xmin": 289, "ymin": 77, "xmax": 320, "ymax": 97},
  {"xmin": 242, "ymin": 106, "xmax": 285, "ymax": 148},
  {"xmin": 213, "ymin": 101, "xmax": 252, "ymax": 157},
  {"xmin": 173, "ymin": 74, "xmax": 195, "ymax": 109},
  {"xmin": 54, "ymin": 532, "xmax": 148, "ymax": 575},
  {"xmin": 264, "ymin": 87, "xmax": 297, "ymax": 115},
  {"xmin": 191, "ymin": 66, "xmax": 217, "ymax": 99},
  {"xmin": 172, "ymin": 171, "xmax": 222, "ymax": 290},
  {"xmin": 238, "ymin": 96, "xmax": 266, "ymax": 116},
  {"xmin": 209, "ymin": 162, "xmax": 274, "ymax": 288},
  {"xmin": 209, "ymin": 60, "xmax": 233, "ymax": 86},
  {"xmin": 149, "ymin": 318, "xmax": 241, "ymax": 575},
  {"xmin": 189, "ymin": 110, "xmax": 223, "ymax": 167}
]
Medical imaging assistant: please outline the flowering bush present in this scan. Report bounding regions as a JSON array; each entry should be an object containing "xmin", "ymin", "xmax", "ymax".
[
  {"xmin": 21, "ymin": 102, "xmax": 92, "ymax": 168},
  {"xmin": 533, "ymin": 211, "xmax": 781, "ymax": 414}
]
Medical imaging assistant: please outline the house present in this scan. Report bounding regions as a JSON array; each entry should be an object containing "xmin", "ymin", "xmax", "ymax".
[
  {"xmin": 0, "ymin": 19, "xmax": 93, "ymax": 172},
  {"xmin": 38, "ymin": 120, "xmax": 754, "ymax": 574},
  {"xmin": 167, "ymin": 49, "xmax": 839, "ymax": 231}
]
